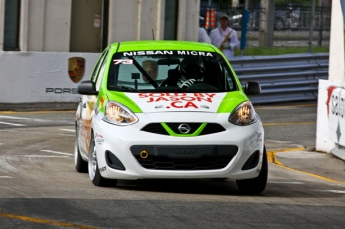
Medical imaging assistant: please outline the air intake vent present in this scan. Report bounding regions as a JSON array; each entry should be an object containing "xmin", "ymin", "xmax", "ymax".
[{"xmin": 141, "ymin": 123, "xmax": 226, "ymax": 136}]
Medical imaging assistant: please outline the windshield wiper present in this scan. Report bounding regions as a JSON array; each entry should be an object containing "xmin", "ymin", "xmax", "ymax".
[
  {"xmin": 154, "ymin": 87, "xmax": 189, "ymax": 92},
  {"xmin": 110, "ymin": 85, "xmax": 138, "ymax": 92}
]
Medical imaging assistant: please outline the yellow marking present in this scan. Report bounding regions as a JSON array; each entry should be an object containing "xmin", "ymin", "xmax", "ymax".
[
  {"xmin": 263, "ymin": 122, "xmax": 316, "ymax": 126},
  {"xmin": 267, "ymin": 148, "xmax": 345, "ymax": 185},
  {"xmin": 0, "ymin": 213, "xmax": 99, "ymax": 229}
]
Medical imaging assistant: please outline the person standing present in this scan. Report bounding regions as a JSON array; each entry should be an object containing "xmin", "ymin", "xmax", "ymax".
[
  {"xmin": 210, "ymin": 13, "xmax": 239, "ymax": 59},
  {"xmin": 198, "ymin": 16, "xmax": 211, "ymax": 43}
]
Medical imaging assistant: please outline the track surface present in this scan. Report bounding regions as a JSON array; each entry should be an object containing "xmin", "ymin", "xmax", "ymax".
[{"xmin": 0, "ymin": 103, "xmax": 344, "ymax": 229}]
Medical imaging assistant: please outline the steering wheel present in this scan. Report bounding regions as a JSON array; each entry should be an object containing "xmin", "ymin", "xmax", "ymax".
[{"xmin": 180, "ymin": 79, "xmax": 196, "ymax": 88}]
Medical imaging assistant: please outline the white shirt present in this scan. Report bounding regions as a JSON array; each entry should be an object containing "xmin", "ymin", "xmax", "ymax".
[
  {"xmin": 210, "ymin": 27, "xmax": 239, "ymax": 60},
  {"xmin": 198, "ymin": 27, "xmax": 211, "ymax": 43}
]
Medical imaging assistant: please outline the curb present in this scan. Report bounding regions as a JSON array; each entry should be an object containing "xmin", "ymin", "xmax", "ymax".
[{"xmin": 0, "ymin": 102, "xmax": 79, "ymax": 112}]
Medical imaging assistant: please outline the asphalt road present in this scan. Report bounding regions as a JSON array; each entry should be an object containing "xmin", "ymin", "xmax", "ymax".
[{"xmin": 0, "ymin": 102, "xmax": 344, "ymax": 229}]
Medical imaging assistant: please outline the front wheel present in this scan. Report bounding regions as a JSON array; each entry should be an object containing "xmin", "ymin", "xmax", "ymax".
[
  {"xmin": 236, "ymin": 146, "xmax": 268, "ymax": 195},
  {"xmin": 88, "ymin": 134, "xmax": 117, "ymax": 187}
]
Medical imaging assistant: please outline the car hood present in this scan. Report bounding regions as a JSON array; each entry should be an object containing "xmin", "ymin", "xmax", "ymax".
[{"xmin": 104, "ymin": 91, "xmax": 249, "ymax": 113}]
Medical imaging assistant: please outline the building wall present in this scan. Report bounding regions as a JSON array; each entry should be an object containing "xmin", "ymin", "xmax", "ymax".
[
  {"xmin": 0, "ymin": 0, "xmax": 199, "ymax": 52},
  {"xmin": 27, "ymin": 0, "xmax": 45, "ymax": 51},
  {"xmin": 43, "ymin": 0, "xmax": 72, "ymax": 52},
  {"xmin": 177, "ymin": 0, "xmax": 199, "ymax": 41}
]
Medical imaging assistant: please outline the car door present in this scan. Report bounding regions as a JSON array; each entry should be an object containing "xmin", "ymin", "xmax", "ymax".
[{"xmin": 78, "ymin": 48, "xmax": 110, "ymax": 156}]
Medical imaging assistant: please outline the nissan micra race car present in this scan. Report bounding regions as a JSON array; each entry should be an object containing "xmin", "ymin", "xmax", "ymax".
[{"xmin": 75, "ymin": 40, "xmax": 267, "ymax": 194}]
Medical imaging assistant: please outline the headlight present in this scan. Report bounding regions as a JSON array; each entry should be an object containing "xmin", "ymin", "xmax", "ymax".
[
  {"xmin": 229, "ymin": 101, "xmax": 258, "ymax": 126},
  {"xmin": 102, "ymin": 101, "xmax": 138, "ymax": 126}
]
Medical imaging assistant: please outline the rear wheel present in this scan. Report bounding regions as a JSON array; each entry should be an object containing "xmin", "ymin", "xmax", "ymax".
[
  {"xmin": 88, "ymin": 134, "xmax": 117, "ymax": 187},
  {"xmin": 236, "ymin": 146, "xmax": 268, "ymax": 195},
  {"xmin": 74, "ymin": 127, "xmax": 87, "ymax": 173}
]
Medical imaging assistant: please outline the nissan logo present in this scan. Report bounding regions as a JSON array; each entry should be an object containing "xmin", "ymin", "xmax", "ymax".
[{"xmin": 178, "ymin": 124, "xmax": 191, "ymax": 134}]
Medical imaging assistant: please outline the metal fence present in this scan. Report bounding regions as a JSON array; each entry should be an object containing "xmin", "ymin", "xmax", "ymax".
[
  {"xmin": 200, "ymin": 4, "xmax": 331, "ymax": 48},
  {"xmin": 229, "ymin": 53, "xmax": 329, "ymax": 104}
]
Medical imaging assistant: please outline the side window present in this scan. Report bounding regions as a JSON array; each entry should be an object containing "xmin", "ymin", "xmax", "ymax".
[
  {"xmin": 4, "ymin": 0, "xmax": 20, "ymax": 51},
  {"xmin": 95, "ymin": 51, "xmax": 109, "ymax": 91},
  {"xmin": 91, "ymin": 49, "xmax": 109, "ymax": 82}
]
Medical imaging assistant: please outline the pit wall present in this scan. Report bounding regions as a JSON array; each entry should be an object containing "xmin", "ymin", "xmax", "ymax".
[{"xmin": 0, "ymin": 51, "xmax": 99, "ymax": 103}]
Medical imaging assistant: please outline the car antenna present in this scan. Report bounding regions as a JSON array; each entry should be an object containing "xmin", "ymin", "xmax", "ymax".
[{"xmin": 152, "ymin": 29, "xmax": 155, "ymax": 40}]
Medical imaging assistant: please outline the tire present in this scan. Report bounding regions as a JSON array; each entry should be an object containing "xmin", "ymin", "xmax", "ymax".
[
  {"xmin": 236, "ymin": 146, "xmax": 268, "ymax": 195},
  {"xmin": 74, "ymin": 127, "xmax": 88, "ymax": 173},
  {"xmin": 88, "ymin": 134, "xmax": 117, "ymax": 187}
]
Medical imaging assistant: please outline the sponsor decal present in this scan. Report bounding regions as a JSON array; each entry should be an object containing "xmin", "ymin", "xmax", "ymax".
[
  {"xmin": 123, "ymin": 50, "xmax": 213, "ymax": 57},
  {"xmin": 68, "ymin": 57, "xmax": 85, "ymax": 83},
  {"xmin": 99, "ymin": 166, "xmax": 106, "ymax": 173},
  {"xmin": 95, "ymin": 133, "xmax": 105, "ymax": 145},
  {"xmin": 327, "ymin": 86, "xmax": 345, "ymax": 145},
  {"xmin": 99, "ymin": 96, "xmax": 106, "ymax": 108},
  {"xmin": 255, "ymin": 132, "xmax": 263, "ymax": 143},
  {"xmin": 46, "ymin": 88, "xmax": 78, "ymax": 94},
  {"xmin": 138, "ymin": 93, "xmax": 216, "ymax": 109},
  {"xmin": 327, "ymin": 85, "xmax": 338, "ymax": 116},
  {"xmin": 175, "ymin": 149, "xmax": 195, "ymax": 155}
]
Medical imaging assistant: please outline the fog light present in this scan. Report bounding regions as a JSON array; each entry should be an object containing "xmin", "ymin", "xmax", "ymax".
[{"xmin": 140, "ymin": 150, "xmax": 148, "ymax": 159}]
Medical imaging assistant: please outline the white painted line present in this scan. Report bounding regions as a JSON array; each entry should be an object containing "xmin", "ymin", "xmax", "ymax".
[
  {"xmin": 40, "ymin": 150, "xmax": 73, "ymax": 156},
  {"xmin": 0, "ymin": 115, "xmax": 31, "ymax": 120},
  {"xmin": 0, "ymin": 121, "xmax": 25, "ymax": 126},
  {"xmin": 0, "ymin": 115, "xmax": 61, "ymax": 123},
  {"xmin": 0, "ymin": 176, "xmax": 14, "ymax": 178},
  {"xmin": 268, "ymin": 181, "xmax": 303, "ymax": 184},
  {"xmin": 317, "ymin": 190, "xmax": 345, "ymax": 194},
  {"xmin": 59, "ymin": 129, "xmax": 75, "ymax": 132},
  {"xmin": 21, "ymin": 155, "xmax": 71, "ymax": 158},
  {"xmin": 58, "ymin": 134, "xmax": 75, "ymax": 137},
  {"xmin": 330, "ymin": 183, "xmax": 345, "ymax": 187}
]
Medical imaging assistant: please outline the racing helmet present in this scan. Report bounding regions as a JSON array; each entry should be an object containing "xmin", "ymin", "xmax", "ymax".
[{"xmin": 180, "ymin": 56, "xmax": 205, "ymax": 81}]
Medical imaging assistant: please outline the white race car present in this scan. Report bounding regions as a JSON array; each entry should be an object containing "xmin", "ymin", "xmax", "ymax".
[{"xmin": 75, "ymin": 40, "xmax": 267, "ymax": 194}]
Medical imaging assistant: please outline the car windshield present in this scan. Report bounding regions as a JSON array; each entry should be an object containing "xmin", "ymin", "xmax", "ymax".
[{"xmin": 107, "ymin": 50, "xmax": 238, "ymax": 92}]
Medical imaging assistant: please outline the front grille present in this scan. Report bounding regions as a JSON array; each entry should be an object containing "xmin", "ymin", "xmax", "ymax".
[
  {"xmin": 130, "ymin": 145, "xmax": 238, "ymax": 170},
  {"xmin": 141, "ymin": 123, "xmax": 169, "ymax": 135},
  {"xmin": 167, "ymin": 123, "xmax": 203, "ymax": 134},
  {"xmin": 199, "ymin": 123, "xmax": 226, "ymax": 135},
  {"xmin": 141, "ymin": 123, "xmax": 226, "ymax": 136}
]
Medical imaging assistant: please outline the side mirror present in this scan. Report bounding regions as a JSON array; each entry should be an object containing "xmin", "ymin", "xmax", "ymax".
[
  {"xmin": 245, "ymin": 81, "xmax": 261, "ymax": 95},
  {"xmin": 77, "ymin": 80, "xmax": 98, "ymax": 95}
]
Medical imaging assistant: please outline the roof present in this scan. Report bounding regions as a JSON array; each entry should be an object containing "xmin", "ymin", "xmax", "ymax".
[{"xmin": 111, "ymin": 40, "xmax": 217, "ymax": 52}]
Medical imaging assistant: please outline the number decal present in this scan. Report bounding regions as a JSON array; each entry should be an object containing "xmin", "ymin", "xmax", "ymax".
[{"xmin": 113, "ymin": 59, "xmax": 133, "ymax": 65}]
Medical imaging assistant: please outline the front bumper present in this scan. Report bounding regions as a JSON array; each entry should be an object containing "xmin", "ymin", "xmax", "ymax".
[{"xmin": 92, "ymin": 112, "xmax": 264, "ymax": 180}]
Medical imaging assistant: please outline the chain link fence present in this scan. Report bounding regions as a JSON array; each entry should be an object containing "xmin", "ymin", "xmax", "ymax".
[{"xmin": 200, "ymin": 3, "xmax": 331, "ymax": 48}]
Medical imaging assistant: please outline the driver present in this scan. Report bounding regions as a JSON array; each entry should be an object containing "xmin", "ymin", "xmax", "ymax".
[{"xmin": 179, "ymin": 56, "xmax": 205, "ymax": 88}]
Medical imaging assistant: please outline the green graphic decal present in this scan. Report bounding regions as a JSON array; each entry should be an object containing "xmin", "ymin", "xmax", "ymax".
[
  {"xmin": 106, "ymin": 91, "xmax": 142, "ymax": 113},
  {"xmin": 161, "ymin": 123, "xmax": 207, "ymax": 137},
  {"xmin": 217, "ymin": 91, "xmax": 249, "ymax": 113}
]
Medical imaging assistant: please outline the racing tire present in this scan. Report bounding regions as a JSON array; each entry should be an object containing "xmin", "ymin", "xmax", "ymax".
[
  {"xmin": 236, "ymin": 146, "xmax": 268, "ymax": 195},
  {"xmin": 74, "ymin": 128, "xmax": 88, "ymax": 173},
  {"xmin": 88, "ymin": 134, "xmax": 117, "ymax": 187}
]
